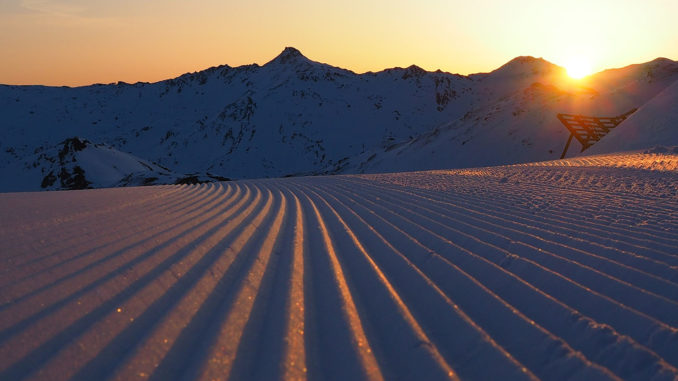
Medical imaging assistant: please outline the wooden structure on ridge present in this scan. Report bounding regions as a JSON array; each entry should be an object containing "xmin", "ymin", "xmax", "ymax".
[{"xmin": 557, "ymin": 108, "xmax": 637, "ymax": 159}]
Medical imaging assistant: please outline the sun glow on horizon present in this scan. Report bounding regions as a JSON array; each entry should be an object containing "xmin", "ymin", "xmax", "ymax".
[
  {"xmin": 564, "ymin": 57, "xmax": 593, "ymax": 79},
  {"xmin": 0, "ymin": 1, "xmax": 676, "ymax": 86}
]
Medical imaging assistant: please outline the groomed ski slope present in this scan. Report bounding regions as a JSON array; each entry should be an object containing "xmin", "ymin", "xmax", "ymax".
[{"xmin": 1, "ymin": 151, "xmax": 677, "ymax": 381}]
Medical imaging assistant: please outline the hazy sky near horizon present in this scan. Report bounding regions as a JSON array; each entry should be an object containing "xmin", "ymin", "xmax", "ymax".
[{"xmin": 1, "ymin": 0, "xmax": 676, "ymax": 86}]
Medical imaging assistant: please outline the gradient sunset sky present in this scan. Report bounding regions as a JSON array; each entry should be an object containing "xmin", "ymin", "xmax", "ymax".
[{"xmin": 1, "ymin": 0, "xmax": 676, "ymax": 86}]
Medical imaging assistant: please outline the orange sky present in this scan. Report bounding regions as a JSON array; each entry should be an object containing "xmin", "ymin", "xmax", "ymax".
[{"xmin": 1, "ymin": 0, "xmax": 676, "ymax": 86}]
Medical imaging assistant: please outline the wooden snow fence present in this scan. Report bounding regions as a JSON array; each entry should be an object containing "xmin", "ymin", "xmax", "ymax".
[{"xmin": 557, "ymin": 108, "xmax": 637, "ymax": 158}]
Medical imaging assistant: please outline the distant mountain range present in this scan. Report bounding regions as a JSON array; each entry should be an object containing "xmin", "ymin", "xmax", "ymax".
[{"xmin": 1, "ymin": 47, "xmax": 677, "ymax": 191}]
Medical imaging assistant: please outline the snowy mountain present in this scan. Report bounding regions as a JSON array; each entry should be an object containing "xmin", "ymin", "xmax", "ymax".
[
  {"xmin": 338, "ymin": 57, "xmax": 678, "ymax": 174},
  {"xmin": 586, "ymin": 78, "xmax": 678, "ymax": 154},
  {"xmin": 1, "ymin": 137, "xmax": 228, "ymax": 191},
  {"xmin": 1, "ymin": 48, "xmax": 677, "ymax": 191}
]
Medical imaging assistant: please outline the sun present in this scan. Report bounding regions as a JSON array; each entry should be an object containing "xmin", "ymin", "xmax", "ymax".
[{"xmin": 564, "ymin": 57, "xmax": 593, "ymax": 79}]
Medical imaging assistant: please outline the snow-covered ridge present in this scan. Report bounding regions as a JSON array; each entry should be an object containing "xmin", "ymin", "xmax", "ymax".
[
  {"xmin": 586, "ymin": 79, "xmax": 678, "ymax": 155},
  {"xmin": 1, "ymin": 48, "xmax": 677, "ymax": 191},
  {"xmin": 1, "ymin": 137, "xmax": 228, "ymax": 191},
  {"xmin": 1, "ymin": 152, "xmax": 676, "ymax": 379}
]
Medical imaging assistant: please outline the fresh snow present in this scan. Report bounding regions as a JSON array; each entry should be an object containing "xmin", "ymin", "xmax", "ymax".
[
  {"xmin": 1, "ymin": 151, "xmax": 677, "ymax": 380},
  {"xmin": 585, "ymin": 79, "xmax": 678, "ymax": 155}
]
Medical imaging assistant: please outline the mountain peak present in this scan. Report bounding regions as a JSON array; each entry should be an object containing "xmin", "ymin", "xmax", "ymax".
[
  {"xmin": 489, "ymin": 55, "xmax": 564, "ymax": 78},
  {"xmin": 267, "ymin": 47, "xmax": 309, "ymax": 65},
  {"xmin": 500, "ymin": 56, "xmax": 554, "ymax": 70},
  {"xmin": 281, "ymin": 46, "xmax": 302, "ymax": 56},
  {"xmin": 506, "ymin": 55, "xmax": 546, "ymax": 64},
  {"xmin": 644, "ymin": 57, "xmax": 678, "ymax": 70}
]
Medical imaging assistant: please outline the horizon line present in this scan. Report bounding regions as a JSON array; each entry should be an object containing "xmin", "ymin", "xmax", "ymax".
[{"xmin": 2, "ymin": 48, "xmax": 676, "ymax": 88}]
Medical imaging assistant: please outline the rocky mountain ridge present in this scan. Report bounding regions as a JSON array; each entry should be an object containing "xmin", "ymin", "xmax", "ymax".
[{"xmin": 1, "ymin": 48, "xmax": 677, "ymax": 191}]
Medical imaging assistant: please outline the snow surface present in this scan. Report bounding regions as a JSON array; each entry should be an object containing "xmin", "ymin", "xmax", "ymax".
[
  {"xmin": 585, "ymin": 80, "xmax": 678, "ymax": 155},
  {"xmin": 1, "ymin": 151, "xmax": 677, "ymax": 380}
]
